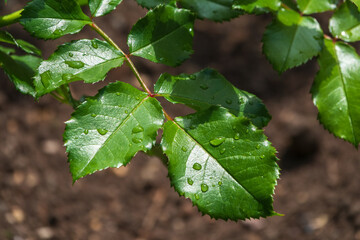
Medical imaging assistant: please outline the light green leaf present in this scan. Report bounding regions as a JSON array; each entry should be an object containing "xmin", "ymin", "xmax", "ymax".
[
  {"xmin": 0, "ymin": 30, "xmax": 41, "ymax": 56},
  {"xmin": 20, "ymin": 0, "xmax": 91, "ymax": 40},
  {"xmin": 89, "ymin": 0, "xmax": 123, "ymax": 17},
  {"xmin": 233, "ymin": 0, "xmax": 281, "ymax": 14},
  {"xmin": 262, "ymin": 8, "xmax": 323, "ymax": 73},
  {"xmin": 297, "ymin": 0, "xmax": 338, "ymax": 14},
  {"xmin": 311, "ymin": 39, "xmax": 360, "ymax": 147},
  {"xmin": 154, "ymin": 68, "xmax": 271, "ymax": 128},
  {"xmin": 0, "ymin": 50, "xmax": 42, "ymax": 97},
  {"xmin": 135, "ymin": 0, "xmax": 173, "ymax": 8},
  {"xmin": 128, "ymin": 5, "xmax": 195, "ymax": 67},
  {"xmin": 178, "ymin": 0, "xmax": 242, "ymax": 21},
  {"xmin": 329, "ymin": 1, "xmax": 360, "ymax": 42},
  {"xmin": 65, "ymin": 81, "xmax": 164, "ymax": 181},
  {"xmin": 162, "ymin": 107, "xmax": 279, "ymax": 220},
  {"xmin": 34, "ymin": 39, "xmax": 125, "ymax": 97},
  {"xmin": 351, "ymin": 0, "xmax": 360, "ymax": 10}
]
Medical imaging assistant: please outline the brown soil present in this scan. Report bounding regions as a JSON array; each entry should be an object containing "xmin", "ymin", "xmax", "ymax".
[{"xmin": 1, "ymin": 1, "xmax": 360, "ymax": 240}]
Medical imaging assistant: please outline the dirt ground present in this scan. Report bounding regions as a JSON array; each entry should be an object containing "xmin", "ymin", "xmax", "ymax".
[{"xmin": 1, "ymin": 1, "xmax": 360, "ymax": 240}]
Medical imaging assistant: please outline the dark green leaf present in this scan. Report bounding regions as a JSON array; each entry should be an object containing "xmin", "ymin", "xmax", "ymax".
[
  {"xmin": 233, "ymin": 0, "xmax": 281, "ymax": 14},
  {"xmin": 64, "ymin": 81, "xmax": 164, "ymax": 181},
  {"xmin": 0, "ymin": 50, "xmax": 41, "ymax": 97},
  {"xmin": 297, "ymin": 0, "xmax": 338, "ymax": 14},
  {"xmin": 128, "ymin": 5, "xmax": 195, "ymax": 67},
  {"xmin": 179, "ymin": 0, "xmax": 242, "ymax": 21},
  {"xmin": 352, "ymin": 0, "xmax": 360, "ymax": 10},
  {"xmin": 89, "ymin": 0, "xmax": 123, "ymax": 17},
  {"xmin": 0, "ymin": 46, "xmax": 16, "ymax": 55},
  {"xmin": 135, "ymin": 0, "xmax": 173, "ymax": 8},
  {"xmin": 281, "ymin": 0, "xmax": 298, "ymax": 11},
  {"xmin": 154, "ymin": 68, "xmax": 271, "ymax": 128},
  {"xmin": 34, "ymin": 39, "xmax": 125, "ymax": 97},
  {"xmin": 162, "ymin": 107, "xmax": 279, "ymax": 220},
  {"xmin": 311, "ymin": 39, "xmax": 360, "ymax": 147},
  {"xmin": 0, "ymin": 30, "xmax": 42, "ymax": 56},
  {"xmin": 20, "ymin": 0, "xmax": 91, "ymax": 40},
  {"xmin": 262, "ymin": 8, "xmax": 323, "ymax": 73},
  {"xmin": 329, "ymin": 1, "xmax": 360, "ymax": 42}
]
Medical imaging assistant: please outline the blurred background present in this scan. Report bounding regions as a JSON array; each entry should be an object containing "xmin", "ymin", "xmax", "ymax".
[{"xmin": 1, "ymin": 1, "xmax": 360, "ymax": 239}]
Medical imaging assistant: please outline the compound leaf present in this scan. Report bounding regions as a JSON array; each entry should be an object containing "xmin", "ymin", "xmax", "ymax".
[
  {"xmin": 297, "ymin": 0, "xmax": 338, "ymax": 14},
  {"xmin": 89, "ymin": 0, "xmax": 123, "ymax": 17},
  {"xmin": 233, "ymin": 0, "xmax": 281, "ymax": 14},
  {"xmin": 329, "ymin": 1, "xmax": 360, "ymax": 42},
  {"xmin": 20, "ymin": 0, "xmax": 91, "ymax": 40},
  {"xmin": 162, "ymin": 107, "xmax": 279, "ymax": 220},
  {"xmin": 179, "ymin": 0, "xmax": 242, "ymax": 21},
  {"xmin": 65, "ymin": 82, "xmax": 164, "ymax": 181},
  {"xmin": 34, "ymin": 39, "xmax": 125, "ymax": 97},
  {"xmin": 154, "ymin": 68, "xmax": 271, "ymax": 128},
  {"xmin": 0, "ymin": 50, "xmax": 41, "ymax": 97},
  {"xmin": 128, "ymin": 5, "xmax": 195, "ymax": 67},
  {"xmin": 262, "ymin": 8, "xmax": 323, "ymax": 73},
  {"xmin": 135, "ymin": 0, "xmax": 173, "ymax": 9},
  {"xmin": 311, "ymin": 39, "xmax": 360, "ymax": 147}
]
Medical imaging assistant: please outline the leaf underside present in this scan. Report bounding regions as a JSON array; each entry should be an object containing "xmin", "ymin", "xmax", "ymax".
[
  {"xmin": 154, "ymin": 68, "xmax": 271, "ymax": 128},
  {"xmin": 64, "ymin": 82, "xmax": 164, "ymax": 181},
  {"xmin": 262, "ymin": 8, "xmax": 323, "ymax": 73},
  {"xmin": 162, "ymin": 107, "xmax": 279, "ymax": 220},
  {"xmin": 297, "ymin": 0, "xmax": 338, "ymax": 14},
  {"xmin": 89, "ymin": 0, "xmax": 123, "ymax": 17},
  {"xmin": 311, "ymin": 39, "xmax": 360, "ymax": 147}
]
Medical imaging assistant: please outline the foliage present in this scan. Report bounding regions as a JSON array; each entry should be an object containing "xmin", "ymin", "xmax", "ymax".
[{"xmin": 0, "ymin": 0, "xmax": 359, "ymax": 221}]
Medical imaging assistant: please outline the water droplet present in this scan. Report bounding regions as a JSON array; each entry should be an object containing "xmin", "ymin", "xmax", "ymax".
[
  {"xmin": 159, "ymin": 57, "xmax": 165, "ymax": 61},
  {"xmin": 65, "ymin": 60, "xmax": 85, "ymax": 69},
  {"xmin": 210, "ymin": 137, "xmax": 225, "ymax": 147},
  {"xmin": 181, "ymin": 146, "xmax": 187, "ymax": 152},
  {"xmin": 68, "ymin": 52, "xmax": 74, "ymax": 57},
  {"xmin": 53, "ymin": 29, "xmax": 62, "ymax": 36},
  {"xmin": 226, "ymin": 99, "xmax": 232, "ymax": 105},
  {"xmin": 84, "ymin": 129, "xmax": 89, "ymax": 135},
  {"xmin": 220, "ymin": 148, "xmax": 226, "ymax": 154},
  {"xmin": 218, "ymin": 181, "xmax": 222, "ymax": 186},
  {"xmin": 125, "ymin": 110, "xmax": 129, "ymax": 114},
  {"xmin": 62, "ymin": 73, "xmax": 73, "ymax": 81},
  {"xmin": 97, "ymin": 128, "xmax": 108, "ymax": 135},
  {"xmin": 91, "ymin": 40, "xmax": 99, "ymax": 49},
  {"xmin": 132, "ymin": 137, "xmax": 143, "ymax": 144},
  {"xmin": 256, "ymin": 144, "xmax": 260, "ymax": 149},
  {"xmin": 260, "ymin": 155, "xmax": 265, "ymax": 159},
  {"xmin": 91, "ymin": 113, "xmax": 97, "ymax": 117},
  {"xmin": 187, "ymin": 178, "xmax": 193, "ymax": 185},
  {"xmin": 193, "ymin": 163, "xmax": 202, "ymax": 171},
  {"xmin": 40, "ymin": 70, "xmax": 51, "ymax": 87},
  {"xmin": 246, "ymin": 129, "xmax": 249, "ymax": 134},
  {"xmin": 132, "ymin": 125, "xmax": 144, "ymax": 133},
  {"xmin": 201, "ymin": 183, "xmax": 209, "ymax": 192},
  {"xmin": 195, "ymin": 194, "xmax": 200, "ymax": 200},
  {"xmin": 135, "ymin": 96, "xmax": 140, "ymax": 100},
  {"xmin": 234, "ymin": 133, "xmax": 240, "ymax": 140},
  {"xmin": 200, "ymin": 84, "xmax": 208, "ymax": 90},
  {"xmin": 189, "ymin": 75, "xmax": 196, "ymax": 80},
  {"xmin": 116, "ymin": 92, "xmax": 121, "ymax": 96}
]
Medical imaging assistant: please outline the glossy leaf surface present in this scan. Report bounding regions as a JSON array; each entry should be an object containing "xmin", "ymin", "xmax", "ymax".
[
  {"xmin": 135, "ymin": 0, "xmax": 173, "ymax": 8},
  {"xmin": 162, "ymin": 107, "xmax": 279, "ymax": 220},
  {"xmin": 128, "ymin": 5, "xmax": 195, "ymax": 67},
  {"xmin": 297, "ymin": 0, "xmax": 338, "ymax": 14},
  {"xmin": 154, "ymin": 68, "xmax": 271, "ymax": 128},
  {"xmin": 262, "ymin": 8, "xmax": 323, "ymax": 73},
  {"xmin": 89, "ymin": 0, "xmax": 123, "ymax": 17},
  {"xmin": 179, "ymin": 0, "xmax": 241, "ymax": 21},
  {"xmin": 233, "ymin": 0, "xmax": 280, "ymax": 14},
  {"xmin": 329, "ymin": 1, "xmax": 360, "ymax": 42},
  {"xmin": 311, "ymin": 39, "xmax": 360, "ymax": 147},
  {"xmin": 65, "ymin": 82, "xmax": 164, "ymax": 181},
  {"xmin": 20, "ymin": 0, "xmax": 91, "ymax": 39},
  {"xmin": 34, "ymin": 39, "xmax": 125, "ymax": 97}
]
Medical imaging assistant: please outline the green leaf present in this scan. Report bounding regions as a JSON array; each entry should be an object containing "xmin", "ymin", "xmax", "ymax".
[
  {"xmin": 20, "ymin": 0, "xmax": 91, "ymax": 40},
  {"xmin": 154, "ymin": 68, "xmax": 271, "ymax": 128},
  {"xmin": 0, "ymin": 46, "xmax": 16, "ymax": 55},
  {"xmin": 311, "ymin": 39, "xmax": 360, "ymax": 147},
  {"xmin": 34, "ymin": 39, "xmax": 125, "ymax": 97},
  {"xmin": 128, "ymin": 5, "xmax": 195, "ymax": 67},
  {"xmin": 64, "ymin": 81, "xmax": 164, "ymax": 181},
  {"xmin": 352, "ymin": 0, "xmax": 360, "ymax": 10},
  {"xmin": 0, "ymin": 30, "xmax": 42, "ymax": 56},
  {"xmin": 329, "ymin": 1, "xmax": 360, "ymax": 42},
  {"xmin": 297, "ymin": 0, "xmax": 338, "ymax": 14},
  {"xmin": 178, "ymin": 0, "xmax": 242, "ymax": 21},
  {"xmin": 233, "ymin": 0, "xmax": 281, "ymax": 14},
  {"xmin": 0, "ymin": 50, "xmax": 42, "ymax": 97},
  {"xmin": 281, "ymin": 0, "xmax": 298, "ymax": 11},
  {"xmin": 262, "ymin": 8, "xmax": 323, "ymax": 73},
  {"xmin": 135, "ymin": 0, "xmax": 173, "ymax": 8},
  {"xmin": 162, "ymin": 107, "xmax": 279, "ymax": 220},
  {"xmin": 89, "ymin": 0, "xmax": 123, "ymax": 17}
]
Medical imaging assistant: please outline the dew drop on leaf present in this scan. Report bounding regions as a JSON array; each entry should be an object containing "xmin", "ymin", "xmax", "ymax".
[
  {"xmin": 65, "ymin": 60, "xmax": 85, "ymax": 69},
  {"xmin": 181, "ymin": 146, "xmax": 187, "ymax": 152},
  {"xmin": 40, "ymin": 70, "xmax": 51, "ymax": 88},
  {"xmin": 132, "ymin": 125, "xmax": 144, "ymax": 133},
  {"xmin": 234, "ymin": 133, "xmax": 240, "ymax": 140},
  {"xmin": 200, "ymin": 84, "xmax": 209, "ymax": 90},
  {"xmin": 116, "ymin": 92, "xmax": 121, "ymax": 96},
  {"xmin": 125, "ymin": 110, "xmax": 129, "ymax": 114},
  {"xmin": 187, "ymin": 178, "xmax": 194, "ymax": 185},
  {"xmin": 225, "ymin": 99, "xmax": 232, "ymax": 105},
  {"xmin": 62, "ymin": 73, "xmax": 73, "ymax": 81},
  {"xmin": 68, "ymin": 52, "xmax": 74, "ymax": 57},
  {"xmin": 91, "ymin": 113, "xmax": 97, "ymax": 117},
  {"xmin": 256, "ymin": 144, "xmax": 261, "ymax": 149},
  {"xmin": 97, "ymin": 129, "xmax": 108, "ymax": 135},
  {"xmin": 220, "ymin": 148, "xmax": 226, "ymax": 154},
  {"xmin": 91, "ymin": 40, "xmax": 99, "ymax": 49},
  {"xmin": 195, "ymin": 194, "xmax": 200, "ymax": 200},
  {"xmin": 218, "ymin": 181, "xmax": 222, "ymax": 186},
  {"xmin": 210, "ymin": 137, "xmax": 225, "ymax": 147},
  {"xmin": 132, "ymin": 137, "xmax": 143, "ymax": 144},
  {"xmin": 201, "ymin": 183, "xmax": 209, "ymax": 192},
  {"xmin": 260, "ymin": 155, "xmax": 265, "ymax": 159},
  {"xmin": 193, "ymin": 163, "xmax": 202, "ymax": 170},
  {"xmin": 84, "ymin": 129, "xmax": 89, "ymax": 135}
]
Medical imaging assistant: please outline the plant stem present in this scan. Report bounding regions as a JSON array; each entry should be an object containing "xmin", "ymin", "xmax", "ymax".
[
  {"xmin": 0, "ymin": 9, "xmax": 23, "ymax": 28},
  {"xmin": 89, "ymin": 22, "xmax": 153, "ymax": 96}
]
